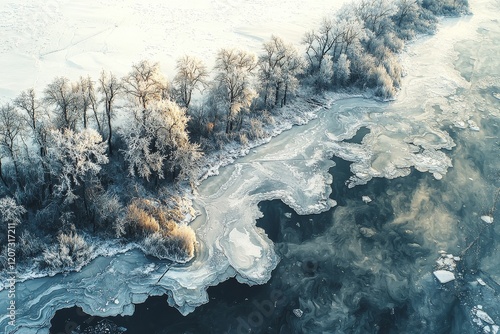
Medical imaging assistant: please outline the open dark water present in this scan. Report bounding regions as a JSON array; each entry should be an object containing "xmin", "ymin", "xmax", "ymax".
[{"xmin": 50, "ymin": 5, "xmax": 500, "ymax": 334}]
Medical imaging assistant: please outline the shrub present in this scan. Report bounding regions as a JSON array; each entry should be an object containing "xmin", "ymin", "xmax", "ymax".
[
  {"xmin": 92, "ymin": 191, "xmax": 123, "ymax": 231},
  {"xmin": 125, "ymin": 198, "xmax": 180, "ymax": 237},
  {"xmin": 370, "ymin": 66, "xmax": 397, "ymax": 99},
  {"xmin": 42, "ymin": 232, "xmax": 93, "ymax": 270},
  {"xmin": 126, "ymin": 201, "xmax": 160, "ymax": 236},
  {"xmin": 17, "ymin": 230, "xmax": 44, "ymax": 261},
  {"xmin": 248, "ymin": 118, "xmax": 265, "ymax": 140},
  {"xmin": 239, "ymin": 133, "xmax": 249, "ymax": 146},
  {"xmin": 141, "ymin": 225, "xmax": 196, "ymax": 263}
]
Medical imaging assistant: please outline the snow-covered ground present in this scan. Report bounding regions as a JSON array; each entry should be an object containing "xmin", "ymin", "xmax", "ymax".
[{"xmin": 0, "ymin": 0, "xmax": 351, "ymax": 102}]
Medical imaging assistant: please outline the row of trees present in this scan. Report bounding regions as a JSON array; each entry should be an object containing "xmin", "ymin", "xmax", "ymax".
[
  {"xmin": 302, "ymin": 0, "xmax": 468, "ymax": 98},
  {"xmin": 0, "ymin": 0, "xmax": 469, "ymax": 268}
]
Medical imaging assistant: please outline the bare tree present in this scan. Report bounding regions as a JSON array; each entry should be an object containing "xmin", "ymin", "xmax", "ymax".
[
  {"xmin": 122, "ymin": 60, "xmax": 170, "ymax": 109},
  {"xmin": 213, "ymin": 49, "xmax": 257, "ymax": 133},
  {"xmin": 173, "ymin": 55, "xmax": 209, "ymax": 109},
  {"xmin": 44, "ymin": 77, "xmax": 80, "ymax": 130},
  {"xmin": 302, "ymin": 18, "xmax": 343, "ymax": 73},
  {"xmin": 14, "ymin": 89, "xmax": 42, "ymax": 132},
  {"xmin": 0, "ymin": 104, "xmax": 26, "ymax": 188},
  {"xmin": 258, "ymin": 36, "xmax": 304, "ymax": 107},
  {"xmin": 99, "ymin": 71, "xmax": 121, "ymax": 155},
  {"xmin": 77, "ymin": 76, "xmax": 102, "ymax": 132},
  {"xmin": 14, "ymin": 89, "xmax": 50, "ymax": 157}
]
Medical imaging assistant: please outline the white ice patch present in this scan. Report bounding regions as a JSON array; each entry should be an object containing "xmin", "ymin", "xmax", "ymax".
[
  {"xmin": 362, "ymin": 196, "xmax": 372, "ymax": 203},
  {"xmin": 433, "ymin": 270, "xmax": 456, "ymax": 283},
  {"xmin": 481, "ymin": 215, "xmax": 494, "ymax": 224},
  {"xmin": 468, "ymin": 120, "xmax": 480, "ymax": 131},
  {"xmin": 228, "ymin": 228, "xmax": 263, "ymax": 267},
  {"xmin": 472, "ymin": 306, "xmax": 495, "ymax": 325}
]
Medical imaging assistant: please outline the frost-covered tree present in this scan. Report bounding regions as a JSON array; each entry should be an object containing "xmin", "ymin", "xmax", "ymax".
[
  {"xmin": 213, "ymin": 49, "xmax": 257, "ymax": 133},
  {"xmin": 258, "ymin": 36, "xmax": 304, "ymax": 107},
  {"xmin": 173, "ymin": 55, "xmax": 209, "ymax": 109},
  {"xmin": 122, "ymin": 60, "xmax": 170, "ymax": 109},
  {"xmin": 44, "ymin": 77, "xmax": 80, "ymax": 130},
  {"xmin": 317, "ymin": 54, "xmax": 334, "ymax": 89},
  {"xmin": 121, "ymin": 99, "xmax": 200, "ymax": 182},
  {"xmin": 334, "ymin": 7, "xmax": 366, "ymax": 61},
  {"xmin": 356, "ymin": 0, "xmax": 396, "ymax": 38},
  {"xmin": 421, "ymin": 0, "xmax": 469, "ymax": 15},
  {"xmin": 0, "ymin": 104, "xmax": 26, "ymax": 188},
  {"xmin": 47, "ymin": 128, "xmax": 108, "ymax": 203},
  {"xmin": 99, "ymin": 71, "xmax": 122, "ymax": 155}
]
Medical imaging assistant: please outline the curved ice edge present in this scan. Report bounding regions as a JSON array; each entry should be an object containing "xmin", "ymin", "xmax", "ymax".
[
  {"xmin": 197, "ymin": 92, "xmax": 365, "ymax": 183},
  {"xmin": 0, "ymin": 238, "xmax": 140, "ymax": 291}
]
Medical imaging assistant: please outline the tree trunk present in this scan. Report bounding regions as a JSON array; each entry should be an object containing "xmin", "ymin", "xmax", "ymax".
[
  {"xmin": 107, "ymin": 102, "xmax": 113, "ymax": 156},
  {"xmin": 0, "ymin": 160, "xmax": 9, "ymax": 189},
  {"xmin": 275, "ymin": 82, "xmax": 281, "ymax": 107},
  {"xmin": 283, "ymin": 83, "xmax": 288, "ymax": 106}
]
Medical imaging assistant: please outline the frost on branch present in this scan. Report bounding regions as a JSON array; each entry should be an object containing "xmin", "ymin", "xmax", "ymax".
[
  {"xmin": 122, "ymin": 60, "xmax": 170, "ymax": 109},
  {"xmin": 121, "ymin": 99, "xmax": 201, "ymax": 182},
  {"xmin": 173, "ymin": 55, "xmax": 209, "ymax": 109},
  {"xmin": 47, "ymin": 128, "xmax": 108, "ymax": 203},
  {"xmin": 0, "ymin": 197, "xmax": 26, "ymax": 226}
]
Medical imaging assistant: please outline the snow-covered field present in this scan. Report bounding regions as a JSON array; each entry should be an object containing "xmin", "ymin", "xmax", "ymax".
[{"xmin": 0, "ymin": 0, "xmax": 351, "ymax": 102}]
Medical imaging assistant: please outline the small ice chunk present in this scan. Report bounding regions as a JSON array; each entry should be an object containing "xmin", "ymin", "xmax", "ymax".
[
  {"xmin": 453, "ymin": 256, "xmax": 461, "ymax": 261},
  {"xmin": 296, "ymin": 222, "xmax": 300, "ymax": 227},
  {"xmin": 293, "ymin": 309, "xmax": 304, "ymax": 318},
  {"xmin": 360, "ymin": 227, "xmax": 377, "ymax": 238},
  {"xmin": 485, "ymin": 326, "xmax": 491, "ymax": 333},
  {"xmin": 492, "ymin": 325, "xmax": 499, "ymax": 334},
  {"xmin": 362, "ymin": 196, "xmax": 372, "ymax": 203},
  {"xmin": 114, "ymin": 299, "xmax": 119, "ymax": 304},
  {"xmin": 284, "ymin": 212, "xmax": 292, "ymax": 218},
  {"xmin": 481, "ymin": 216, "xmax": 494, "ymax": 224},
  {"xmin": 433, "ymin": 270, "xmax": 455, "ymax": 283},
  {"xmin": 477, "ymin": 278, "xmax": 487, "ymax": 286},
  {"xmin": 433, "ymin": 172, "xmax": 443, "ymax": 180},
  {"xmin": 476, "ymin": 309, "xmax": 495, "ymax": 325},
  {"xmin": 468, "ymin": 120, "xmax": 480, "ymax": 131}
]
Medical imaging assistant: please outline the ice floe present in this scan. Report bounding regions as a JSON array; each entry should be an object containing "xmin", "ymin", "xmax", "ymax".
[
  {"xmin": 433, "ymin": 270, "xmax": 456, "ymax": 283},
  {"xmin": 481, "ymin": 215, "xmax": 494, "ymax": 224}
]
